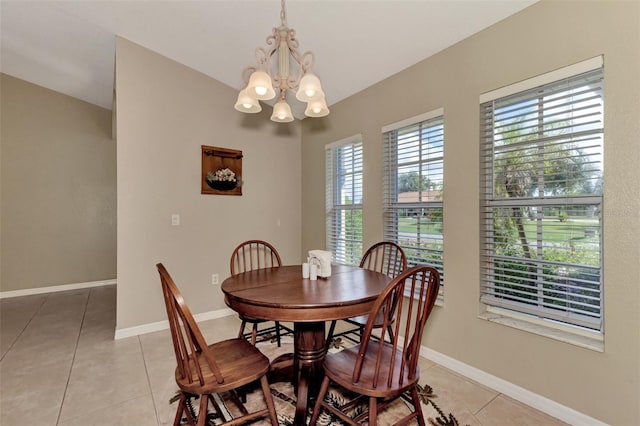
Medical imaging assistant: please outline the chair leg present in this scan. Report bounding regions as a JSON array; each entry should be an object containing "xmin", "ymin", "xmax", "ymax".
[
  {"xmin": 369, "ymin": 396, "xmax": 378, "ymax": 425},
  {"xmin": 173, "ymin": 393, "xmax": 188, "ymax": 426},
  {"xmin": 229, "ymin": 390, "xmax": 249, "ymax": 415},
  {"xmin": 208, "ymin": 394, "xmax": 224, "ymax": 420},
  {"xmin": 386, "ymin": 324, "xmax": 395, "ymax": 343},
  {"xmin": 275, "ymin": 321, "xmax": 282, "ymax": 347},
  {"xmin": 196, "ymin": 393, "xmax": 209, "ymax": 426},
  {"xmin": 251, "ymin": 322, "xmax": 258, "ymax": 345},
  {"xmin": 238, "ymin": 319, "xmax": 247, "ymax": 339},
  {"xmin": 260, "ymin": 375, "xmax": 279, "ymax": 426},
  {"xmin": 325, "ymin": 320, "xmax": 337, "ymax": 353},
  {"xmin": 410, "ymin": 386, "xmax": 426, "ymax": 426},
  {"xmin": 237, "ymin": 384, "xmax": 247, "ymax": 403},
  {"xmin": 309, "ymin": 376, "xmax": 331, "ymax": 425}
]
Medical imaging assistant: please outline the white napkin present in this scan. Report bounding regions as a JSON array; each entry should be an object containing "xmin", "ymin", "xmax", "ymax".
[{"xmin": 308, "ymin": 250, "xmax": 332, "ymax": 278}]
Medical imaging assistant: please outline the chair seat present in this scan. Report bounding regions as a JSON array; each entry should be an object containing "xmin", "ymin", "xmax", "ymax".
[
  {"xmin": 323, "ymin": 340, "xmax": 419, "ymax": 399},
  {"xmin": 346, "ymin": 311, "xmax": 388, "ymax": 328},
  {"xmin": 176, "ymin": 338, "xmax": 271, "ymax": 395}
]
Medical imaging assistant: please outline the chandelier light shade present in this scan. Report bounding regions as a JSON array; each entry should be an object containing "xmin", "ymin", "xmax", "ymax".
[
  {"xmin": 296, "ymin": 72, "xmax": 323, "ymax": 102},
  {"xmin": 234, "ymin": 88, "xmax": 262, "ymax": 113},
  {"xmin": 271, "ymin": 97, "xmax": 294, "ymax": 123},
  {"xmin": 304, "ymin": 95, "xmax": 329, "ymax": 118},
  {"xmin": 236, "ymin": 0, "xmax": 329, "ymax": 122},
  {"xmin": 246, "ymin": 70, "xmax": 276, "ymax": 101}
]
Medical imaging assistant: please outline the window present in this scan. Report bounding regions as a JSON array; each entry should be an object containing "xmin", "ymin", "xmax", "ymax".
[
  {"xmin": 326, "ymin": 136, "xmax": 363, "ymax": 265},
  {"xmin": 480, "ymin": 57, "xmax": 604, "ymax": 332},
  {"xmin": 383, "ymin": 109, "xmax": 444, "ymax": 284}
]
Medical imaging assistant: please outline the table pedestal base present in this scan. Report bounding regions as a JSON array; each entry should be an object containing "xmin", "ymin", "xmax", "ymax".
[{"xmin": 293, "ymin": 322, "xmax": 325, "ymax": 425}]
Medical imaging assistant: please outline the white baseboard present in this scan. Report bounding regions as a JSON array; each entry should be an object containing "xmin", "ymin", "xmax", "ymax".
[
  {"xmin": 0, "ymin": 279, "xmax": 116, "ymax": 299},
  {"xmin": 421, "ymin": 346, "xmax": 607, "ymax": 426},
  {"xmin": 114, "ymin": 308, "xmax": 235, "ymax": 340}
]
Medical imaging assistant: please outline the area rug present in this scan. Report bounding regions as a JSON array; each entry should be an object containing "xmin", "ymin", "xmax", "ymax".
[{"xmin": 171, "ymin": 335, "xmax": 463, "ymax": 425}]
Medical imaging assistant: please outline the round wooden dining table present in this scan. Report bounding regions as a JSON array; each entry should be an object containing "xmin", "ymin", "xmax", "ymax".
[{"xmin": 221, "ymin": 264, "xmax": 391, "ymax": 425}]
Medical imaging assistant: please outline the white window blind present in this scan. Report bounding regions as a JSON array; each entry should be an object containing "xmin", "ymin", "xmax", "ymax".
[
  {"xmin": 480, "ymin": 62, "xmax": 604, "ymax": 331},
  {"xmin": 326, "ymin": 137, "xmax": 363, "ymax": 265},
  {"xmin": 383, "ymin": 111, "xmax": 444, "ymax": 284}
]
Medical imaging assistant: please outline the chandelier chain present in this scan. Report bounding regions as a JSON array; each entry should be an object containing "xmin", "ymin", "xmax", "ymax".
[{"xmin": 280, "ymin": 0, "xmax": 287, "ymax": 27}]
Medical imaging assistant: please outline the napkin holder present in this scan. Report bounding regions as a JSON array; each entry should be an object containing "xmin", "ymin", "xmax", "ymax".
[{"xmin": 308, "ymin": 250, "xmax": 332, "ymax": 278}]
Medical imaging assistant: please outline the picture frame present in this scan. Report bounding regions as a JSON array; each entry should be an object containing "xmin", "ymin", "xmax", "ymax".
[{"xmin": 201, "ymin": 145, "xmax": 243, "ymax": 196}]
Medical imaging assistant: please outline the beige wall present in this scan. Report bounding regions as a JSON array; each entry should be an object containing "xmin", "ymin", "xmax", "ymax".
[
  {"xmin": 115, "ymin": 38, "xmax": 302, "ymax": 330},
  {"xmin": 301, "ymin": 1, "xmax": 639, "ymax": 424},
  {"xmin": 0, "ymin": 74, "xmax": 116, "ymax": 292}
]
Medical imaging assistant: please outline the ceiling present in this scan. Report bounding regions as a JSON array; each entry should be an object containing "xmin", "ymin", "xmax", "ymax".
[{"xmin": 0, "ymin": 0, "xmax": 537, "ymax": 119}]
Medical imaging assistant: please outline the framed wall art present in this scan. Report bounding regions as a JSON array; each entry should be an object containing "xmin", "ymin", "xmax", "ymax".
[{"xmin": 201, "ymin": 145, "xmax": 242, "ymax": 196}]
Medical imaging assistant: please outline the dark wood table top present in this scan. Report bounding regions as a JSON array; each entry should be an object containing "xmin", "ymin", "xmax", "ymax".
[{"xmin": 221, "ymin": 264, "xmax": 391, "ymax": 322}]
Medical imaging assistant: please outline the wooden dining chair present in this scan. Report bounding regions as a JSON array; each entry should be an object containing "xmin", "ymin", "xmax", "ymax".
[
  {"xmin": 310, "ymin": 265, "xmax": 440, "ymax": 426},
  {"xmin": 230, "ymin": 240, "xmax": 292, "ymax": 346},
  {"xmin": 157, "ymin": 263, "xmax": 279, "ymax": 426},
  {"xmin": 326, "ymin": 241, "xmax": 407, "ymax": 350}
]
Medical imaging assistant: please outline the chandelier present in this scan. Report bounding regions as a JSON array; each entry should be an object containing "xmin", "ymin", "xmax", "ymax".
[{"xmin": 234, "ymin": 0, "xmax": 329, "ymax": 122}]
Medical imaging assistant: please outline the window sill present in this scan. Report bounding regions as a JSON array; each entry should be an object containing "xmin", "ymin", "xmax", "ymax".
[{"xmin": 478, "ymin": 307, "xmax": 604, "ymax": 352}]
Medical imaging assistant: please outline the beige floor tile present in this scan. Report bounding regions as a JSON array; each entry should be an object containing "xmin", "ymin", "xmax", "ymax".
[
  {"xmin": 418, "ymin": 354, "xmax": 439, "ymax": 370},
  {"xmin": 39, "ymin": 288, "xmax": 90, "ymax": 307},
  {"xmin": 82, "ymin": 296, "xmax": 116, "ymax": 326},
  {"xmin": 138, "ymin": 327, "xmax": 178, "ymax": 393},
  {"xmin": 58, "ymin": 337, "xmax": 151, "ymax": 423},
  {"xmin": 5, "ymin": 330, "xmax": 79, "ymax": 367},
  {"xmin": 138, "ymin": 328, "xmax": 174, "ymax": 359},
  {"xmin": 1, "ymin": 318, "xmax": 81, "ymax": 370},
  {"xmin": 77, "ymin": 312, "xmax": 117, "ymax": 347},
  {"xmin": 74, "ymin": 329, "xmax": 139, "ymax": 361},
  {"xmin": 153, "ymin": 385, "xmax": 183, "ymax": 426},
  {"xmin": 476, "ymin": 394, "xmax": 568, "ymax": 426},
  {"xmin": 421, "ymin": 364, "xmax": 499, "ymax": 416},
  {"xmin": 0, "ymin": 358, "xmax": 72, "ymax": 426},
  {"xmin": 198, "ymin": 315, "xmax": 249, "ymax": 342},
  {"xmin": 85, "ymin": 285, "xmax": 116, "ymax": 311},
  {"xmin": 0, "ymin": 294, "xmax": 47, "ymax": 359},
  {"xmin": 72, "ymin": 287, "xmax": 117, "ymax": 348},
  {"xmin": 35, "ymin": 291, "xmax": 90, "ymax": 323},
  {"xmin": 417, "ymin": 358, "xmax": 484, "ymax": 425},
  {"xmin": 58, "ymin": 394, "xmax": 158, "ymax": 426}
]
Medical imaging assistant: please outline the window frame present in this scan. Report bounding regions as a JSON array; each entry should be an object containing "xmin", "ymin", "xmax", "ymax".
[
  {"xmin": 325, "ymin": 135, "xmax": 364, "ymax": 266},
  {"xmin": 382, "ymin": 109, "xmax": 445, "ymax": 292},
  {"xmin": 479, "ymin": 57, "xmax": 604, "ymax": 337}
]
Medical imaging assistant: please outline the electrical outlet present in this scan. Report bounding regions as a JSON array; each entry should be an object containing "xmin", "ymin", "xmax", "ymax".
[
  {"xmin": 171, "ymin": 214, "xmax": 180, "ymax": 226},
  {"xmin": 211, "ymin": 273, "xmax": 219, "ymax": 285}
]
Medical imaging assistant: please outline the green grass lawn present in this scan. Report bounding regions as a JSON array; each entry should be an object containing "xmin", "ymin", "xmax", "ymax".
[
  {"xmin": 398, "ymin": 215, "xmax": 598, "ymax": 243},
  {"xmin": 398, "ymin": 217, "xmax": 443, "ymax": 234},
  {"xmin": 522, "ymin": 218, "xmax": 599, "ymax": 242}
]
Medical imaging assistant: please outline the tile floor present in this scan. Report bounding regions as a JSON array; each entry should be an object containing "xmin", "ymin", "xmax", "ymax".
[{"xmin": 0, "ymin": 285, "xmax": 568, "ymax": 426}]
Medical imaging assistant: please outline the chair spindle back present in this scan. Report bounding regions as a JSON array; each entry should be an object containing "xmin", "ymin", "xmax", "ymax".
[
  {"xmin": 230, "ymin": 240, "xmax": 282, "ymax": 275},
  {"xmin": 353, "ymin": 265, "xmax": 440, "ymax": 388},
  {"xmin": 360, "ymin": 241, "xmax": 407, "ymax": 278},
  {"xmin": 157, "ymin": 263, "xmax": 223, "ymax": 386}
]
